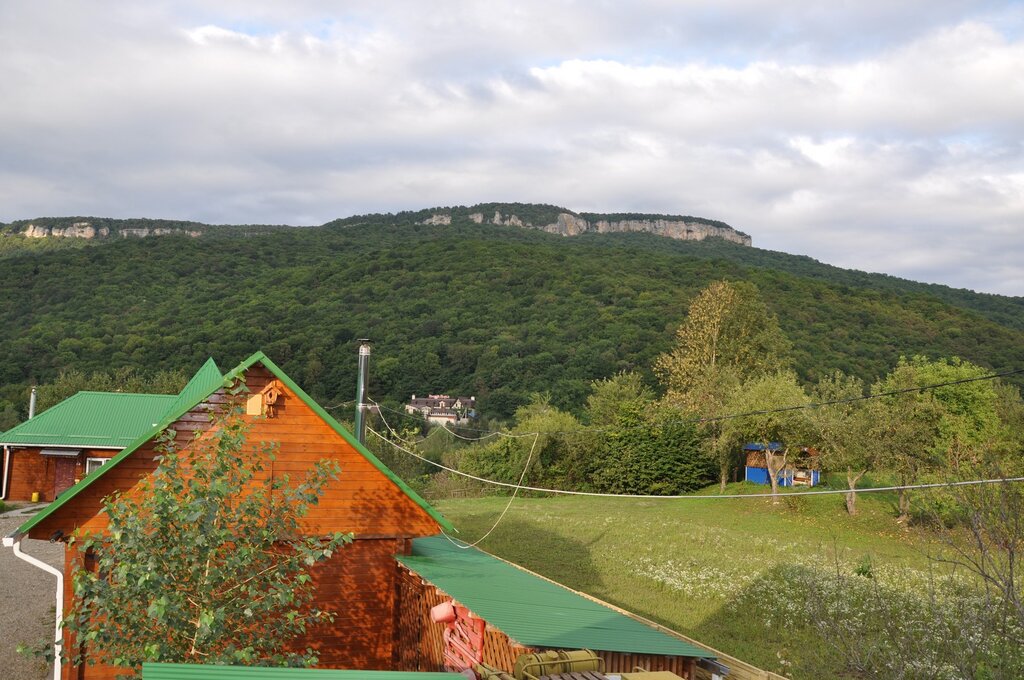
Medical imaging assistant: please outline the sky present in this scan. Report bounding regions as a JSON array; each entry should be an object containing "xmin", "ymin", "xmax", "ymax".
[{"xmin": 1, "ymin": 2, "xmax": 1022, "ymax": 296}]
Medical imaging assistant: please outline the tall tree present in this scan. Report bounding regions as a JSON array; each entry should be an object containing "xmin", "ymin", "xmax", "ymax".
[
  {"xmin": 656, "ymin": 280, "xmax": 792, "ymax": 490},
  {"xmin": 873, "ymin": 356, "xmax": 1014, "ymax": 523},
  {"xmin": 63, "ymin": 403, "xmax": 351, "ymax": 673},
  {"xmin": 808, "ymin": 372, "xmax": 879, "ymax": 515},
  {"xmin": 720, "ymin": 371, "xmax": 811, "ymax": 504},
  {"xmin": 872, "ymin": 359, "xmax": 944, "ymax": 523}
]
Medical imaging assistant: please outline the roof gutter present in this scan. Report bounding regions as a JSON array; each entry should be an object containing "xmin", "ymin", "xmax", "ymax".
[{"xmin": 3, "ymin": 531, "xmax": 62, "ymax": 680}]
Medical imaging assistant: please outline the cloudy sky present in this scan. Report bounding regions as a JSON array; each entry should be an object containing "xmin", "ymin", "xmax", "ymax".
[{"xmin": 2, "ymin": 2, "xmax": 1022, "ymax": 295}]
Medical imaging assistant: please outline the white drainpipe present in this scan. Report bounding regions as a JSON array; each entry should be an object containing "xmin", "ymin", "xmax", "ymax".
[
  {"xmin": 1, "ymin": 445, "xmax": 10, "ymax": 500},
  {"xmin": 4, "ymin": 532, "xmax": 62, "ymax": 680}
]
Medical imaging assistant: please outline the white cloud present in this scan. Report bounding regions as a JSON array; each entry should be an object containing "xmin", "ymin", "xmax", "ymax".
[{"xmin": 0, "ymin": 1, "xmax": 1022, "ymax": 294}]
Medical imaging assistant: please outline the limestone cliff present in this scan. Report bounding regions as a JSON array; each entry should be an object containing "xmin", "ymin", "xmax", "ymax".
[
  {"xmin": 17, "ymin": 205, "xmax": 750, "ymax": 247},
  {"xmin": 21, "ymin": 220, "xmax": 204, "ymax": 240},
  {"xmin": 24, "ymin": 222, "xmax": 109, "ymax": 239},
  {"xmin": 422, "ymin": 207, "xmax": 752, "ymax": 246}
]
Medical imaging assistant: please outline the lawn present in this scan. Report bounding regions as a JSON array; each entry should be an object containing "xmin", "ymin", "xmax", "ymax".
[{"xmin": 433, "ymin": 483, "xmax": 945, "ymax": 679}]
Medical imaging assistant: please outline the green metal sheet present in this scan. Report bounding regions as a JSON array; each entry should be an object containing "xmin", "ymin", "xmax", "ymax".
[
  {"xmin": 142, "ymin": 663, "xmax": 460, "ymax": 680},
  {"xmin": 397, "ymin": 536, "xmax": 715, "ymax": 659},
  {"xmin": 0, "ymin": 392, "xmax": 177, "ymax": 448}
]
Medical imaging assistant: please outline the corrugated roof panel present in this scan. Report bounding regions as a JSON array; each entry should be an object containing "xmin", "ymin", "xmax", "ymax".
[
  {"xmin": 0, "ymin": 392, "xmax": 177, "ymax": 448},
  {"xmin": 396, "ymin": 536, "xmax": 715, "ymax": 659},
  {"xmin": 142, "ymin": 663, "xmax": 460, "ymax": 680}
]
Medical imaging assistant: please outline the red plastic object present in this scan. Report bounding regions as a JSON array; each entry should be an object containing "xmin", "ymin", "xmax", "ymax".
[
  {"xmin": 441, "ymin": 605, "xmax": 486, "ymax": 670},
  {"xmin": 431, "ymin": 600, "xmax": 457, "ymax": 623}
]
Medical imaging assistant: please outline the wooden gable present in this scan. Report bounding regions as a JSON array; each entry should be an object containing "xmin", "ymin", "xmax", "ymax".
[{"xmin": 28, "ymin": 362, "xmax": 441, "ymax": 541}]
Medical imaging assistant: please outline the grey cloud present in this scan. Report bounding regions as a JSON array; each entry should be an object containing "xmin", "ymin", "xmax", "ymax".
[{"xmin": 1, "ymin": 1, "xmax": 1022, "ymax": 295}]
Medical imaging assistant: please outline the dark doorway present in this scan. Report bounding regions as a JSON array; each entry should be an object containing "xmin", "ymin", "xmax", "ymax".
[{"xmin": 53, "ymin": 458, "xmax": 77, "ymax": 498}]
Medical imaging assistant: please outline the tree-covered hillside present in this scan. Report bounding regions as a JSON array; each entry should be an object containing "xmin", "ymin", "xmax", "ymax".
[{"xmin": 0, "ymin": 210, "xmax": 1021, "ymax": 421}]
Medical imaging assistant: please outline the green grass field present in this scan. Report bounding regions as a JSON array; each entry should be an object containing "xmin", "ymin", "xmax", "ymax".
[{"xmin": 433, "ymin": 483, "xmax": 946, "ymax": 678}]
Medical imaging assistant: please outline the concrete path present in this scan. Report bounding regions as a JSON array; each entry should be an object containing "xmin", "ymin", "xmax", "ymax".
[{"xmin": 1, "ymin": 505, "xmax": 62, "ymax": 680}]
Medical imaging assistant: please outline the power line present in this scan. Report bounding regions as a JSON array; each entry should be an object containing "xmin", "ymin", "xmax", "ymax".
[
  {"xmin": 369, "ymin": 397, "xmax": 533, "ymax": 445},
  {"xmin": 368, "ymin": 366, "xmax": 1024, "ymax": 438},
  {"xmin": 321, "ymin": 399, "xmax": 355, "ymax": 410},
  {"xmin": 367, "ymin": 427, "xmax": 1024, "ymax": 500},
  {"xmin": 440, "ymin": 431, "xmax": 539, "ymax": 549}
]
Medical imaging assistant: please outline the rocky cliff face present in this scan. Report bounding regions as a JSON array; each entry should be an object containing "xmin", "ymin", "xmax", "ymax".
[
  {"xmin": 19, "ymin": 206, "xmax": 750, "ymax": 247},
  {"xmin": 22, "ymin": 221, "xmax": 202, "ymax": 239},
  {"xmin": 582, "ymin": 218, "xmax": 750, "ymax": 245},
  {"xmin": 421, "ymin": 209, "xmax": 751, "ymax": 246},
  {"xmin": 24, "ymin": 222, "xmax": 109, "ymax": 239}
]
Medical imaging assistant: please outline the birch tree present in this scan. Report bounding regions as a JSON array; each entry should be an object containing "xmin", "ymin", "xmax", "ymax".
[
  {"xmin": 656, "ymin": 280, "xmax": 791, "ymax": 491},
  {"xmin": 63, "ymin": 404, "xmax": 352, "ymax": 675}
]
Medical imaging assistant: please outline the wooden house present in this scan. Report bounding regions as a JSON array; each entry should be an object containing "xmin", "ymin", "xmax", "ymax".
[
  {"xmin": 8, "ymin": 353, "xmax": 450, "ymax": 679},
  {"xmin": 1, "ymin": 392, "xmax": 177, "ymax": 503},
  {"xmin": 6, "ymin": 352, "xmax": 720, "ymax": 680}
]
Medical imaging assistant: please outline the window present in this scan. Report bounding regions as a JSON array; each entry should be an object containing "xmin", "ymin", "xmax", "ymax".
[{"xmin": 85, "ymin": 457, "xmax": 109, "ymax": 475}]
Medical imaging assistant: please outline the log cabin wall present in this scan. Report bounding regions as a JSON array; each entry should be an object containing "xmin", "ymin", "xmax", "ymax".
[
  {"xmin": 7, "ymin": 448, "xmax": 116, "ymax": 502},
  {"xmin": 28, "ymin": 362, "xmax": 442, "ymax": 679}
]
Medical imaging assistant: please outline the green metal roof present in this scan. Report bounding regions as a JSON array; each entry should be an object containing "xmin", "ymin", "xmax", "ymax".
[
  {"xmin": 142, "ymin": 663, "xmax": 459, "ymax": 680},
  {"xmin": 0, "ymin": 391, "xmax": 177, "ymax": 448},
  {"xmin": 397, "ymin": 536, "xmax": 715, "ymax": 659},
  {"xmin": 15, "ymin": 352, "xmax": 451, "ymax": 536}
]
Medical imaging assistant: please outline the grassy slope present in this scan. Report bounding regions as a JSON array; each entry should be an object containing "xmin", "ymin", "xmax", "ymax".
[{"xmin": 434, "ymin": 485, "xmax": 937, "ymax": 679}]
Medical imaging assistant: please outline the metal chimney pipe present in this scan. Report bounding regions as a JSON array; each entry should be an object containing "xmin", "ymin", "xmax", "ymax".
[
  {"xmin": 28, "ymin": 386, "xmax": 37, "ymax": 419},
  {"xmin": 354, "ymin": 340, "xmax": 371, "ymax": 445}
]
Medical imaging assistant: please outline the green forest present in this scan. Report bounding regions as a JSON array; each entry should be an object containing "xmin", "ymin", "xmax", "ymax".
[{"xmin": 1, "ymin": 205, "xmax": 1022, "ymax": 425}]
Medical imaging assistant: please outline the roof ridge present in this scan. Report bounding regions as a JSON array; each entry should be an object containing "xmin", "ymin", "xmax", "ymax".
[{"xmin": 73, "ymin": 390, "xmax": 178, "ymax": 398}]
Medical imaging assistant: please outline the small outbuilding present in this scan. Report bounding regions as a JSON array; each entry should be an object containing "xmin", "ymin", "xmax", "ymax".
[
  {"xmin": 1, "ymin": 391, "xmax": 177, "ymax": 502},
  {"xmin": 743, "ymin": 443, "xmax": 819, "ymax": 487},
  {"xmin": 395, "ymin": 535, "xmax": 716, "ymax": 677}
]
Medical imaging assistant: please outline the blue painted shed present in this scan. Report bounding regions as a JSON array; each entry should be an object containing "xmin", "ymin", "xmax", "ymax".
[{"xmin": 742, "ymin": 443, "xmax": 820, "ymax": 487}]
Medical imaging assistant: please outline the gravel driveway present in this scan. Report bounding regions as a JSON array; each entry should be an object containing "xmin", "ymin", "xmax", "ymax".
[{"xmin": 1, "ymin": 507, "xmax": 63, "ymax": 680}]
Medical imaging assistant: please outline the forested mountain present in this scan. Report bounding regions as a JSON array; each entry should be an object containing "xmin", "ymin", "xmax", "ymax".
[{"xmin": 1, "ymin": 207, "xmax": 1021, "ymax": 421}]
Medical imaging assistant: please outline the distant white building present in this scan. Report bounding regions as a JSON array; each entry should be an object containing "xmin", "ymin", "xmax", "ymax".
[{"xmin": 405, "ymin": 394, "xmax": 476, "ymax": 426}]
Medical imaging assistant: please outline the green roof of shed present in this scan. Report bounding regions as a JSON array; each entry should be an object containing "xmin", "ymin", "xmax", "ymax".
[
  {"xmin": 396, "ymin": 535, "xmax": 715, "ymax": 659},
  {"xmin": 142, "ymin": 663, "xmax": 459, "ymax": 680},
  {"xmin": 0, "ymin": 392, "xmax": 177, "ymax": 448}
]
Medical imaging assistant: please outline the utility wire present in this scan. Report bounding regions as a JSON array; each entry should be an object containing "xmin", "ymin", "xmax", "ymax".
[
  {"xmin": 370, "ymin": 397, "xmax": 535, "ymax": 445},
  {"xmin": 440, "ymin": 432, "xmax": 539, "ymax": 549},
  {"xmin": 368, "ymin": 367, "xmax": 1024, "ymax": 438},
  {"xmin": 367, "ymin": 404, "xmax": 538, "ymax": 548},
  {"xmin": 367, "ymin": 427, "xmax": 1024, "ymax": 500}
]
